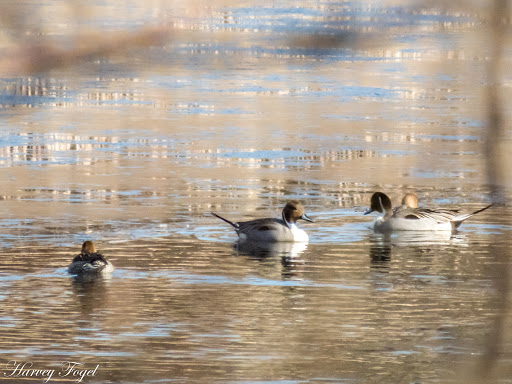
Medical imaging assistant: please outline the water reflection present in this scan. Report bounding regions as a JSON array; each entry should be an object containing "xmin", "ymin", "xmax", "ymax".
[
  {"xmin": 369, "ymin": 231, "xmax": 467, "ymax": 270},
  {"xmin": 384, "ymin": 230, "xmax": 457, "ymax": 246},
  {"xmin": 0, "ymin": 76, "xmax": 148, "ymax": 108},
  {"xmin": 0, "ymin": 131, "xmax": 388, "ymax": 171},
  {"xmin": 0, "ymin": 218, "xmax": 507, "ymax": 383},
  {"xmin": 235, "ymin": 239, "xmax": 307, "ymax": 259},
  {"xmin": 70, "ymin": 273, "xmax": 113, "ymax": 315},
  {"xmin": 0, "ymin": 78, "xmax": 68, "ymax": 107},
  {"xmin": 0, "ymin": 133, "xmax": 112, "ymax": 166},
  {"xmin": 0, "ymin": 0, "xmax": 510, "ymax": 382},
  {"xmin": 369, "ymin": 234, "xmax": 392, "ymax": 268},
  {"xmin": 234, "ymin": 240, "xmax": 308, "ymax": 279}
]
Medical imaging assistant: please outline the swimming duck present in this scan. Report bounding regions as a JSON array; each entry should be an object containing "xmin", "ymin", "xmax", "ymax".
[
  {"xmin": 364, "ymin": 192, "xmax": 493, "ymax": 232},
  {"xmin": 212, "ymin": 201, "xmax": 314, "ymax": 242},
  {"xmin": 68, "ymin": 241, "xmax": 114, "ymax": 275}
]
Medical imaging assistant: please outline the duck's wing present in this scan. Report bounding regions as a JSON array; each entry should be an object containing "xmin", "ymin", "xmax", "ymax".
[
  {"xmin": 89, "ymin": 252, "xmax": 109, "ymax": 264},
  {"xmin": 73, "ymin": 252, "xmax": 109, "ymax": 264},
  {"xmin": 237, "ymin": 218, "xmax": 284, "ymax": 233},
  {"xmin": 393, "ymin": 204, "xmax": 493, "ymax": 226},
  {"xmin": 392, "ymin": 204, "xmax": 415, "ymax": 215},
  {"xmin": 393, "ymin": 207, "xmax": 460, "ymax": 223}
]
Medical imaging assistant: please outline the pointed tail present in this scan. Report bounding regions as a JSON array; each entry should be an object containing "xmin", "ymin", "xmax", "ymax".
[
  {"xmin": 211, "ymin": 212, "xmax": 238, "ymax": 229},
  {"xmin": 470, "ymin": 203, "xmax": 494, "ymax": 216},
  {"xmin": 452, "ymin": 203, "xmax": 494, "ymax": 229}
]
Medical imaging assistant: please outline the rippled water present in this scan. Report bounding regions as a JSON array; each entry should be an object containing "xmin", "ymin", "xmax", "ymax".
[{"xmin": 0, "ymin": 1, "xmax": 511, "ymax": 383}]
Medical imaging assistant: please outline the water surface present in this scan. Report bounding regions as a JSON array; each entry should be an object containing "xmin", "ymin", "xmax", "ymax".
[{"xmin": 0, "ymin": 1, "xmax": 511, "ymax": 383}]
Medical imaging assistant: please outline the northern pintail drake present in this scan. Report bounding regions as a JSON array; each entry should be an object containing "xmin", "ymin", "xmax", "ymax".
[
  {"xmin": 212, "ymin": 201, "xmax": 314, "ymax": 242},
  {"xmin": 365, "ymin": 192, "xmax": 493, "ymax": 232},
  {"xmin": 68, "ymin": 241, "xmax": 114, "ymax": 275}
]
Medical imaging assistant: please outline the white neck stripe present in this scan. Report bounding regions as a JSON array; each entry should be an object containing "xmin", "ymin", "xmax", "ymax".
[{"xmin": 282, "ymin": 211, "xmax": 291, "ymax": 229}]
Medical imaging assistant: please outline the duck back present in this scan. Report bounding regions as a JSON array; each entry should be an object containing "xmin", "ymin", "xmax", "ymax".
[{"xmin": 68, "ymin": 252, "xmax": 114, "ymax": 275}]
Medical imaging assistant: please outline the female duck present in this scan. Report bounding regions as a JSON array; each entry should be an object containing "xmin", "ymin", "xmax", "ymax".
[
  {"xmin": 401, "ymin": 193, "xmax": 418, "ymax": 209},
  {"xmin": 365, "ymin": 192, "xmax": 492, "ymax": 232},
  {"xmin": 68, "ymin": 241, "xmax": 114, "ymax": 275},
  {"xmin": 212, "ymin": 201, "xmax": 314, "ymax": 242},
  {"xmin": 392, "ymin": 193, "xmax": 418, "ymax": 214}
]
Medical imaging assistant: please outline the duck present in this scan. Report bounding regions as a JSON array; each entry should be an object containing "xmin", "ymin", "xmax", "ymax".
[
  {"xmin": 364, "ymin": 192, "xmax": 493, "ymax": 232},
  {"xmin": 212, "ymin": 200, "xmax": 314, "ymax": 242},
  {"xmin": 401, "ymin": 193, "xmax": 418, "ymax": 209},
  {"xmin": 392, "ymin": 193, "xmax": 419, "ymax": 214},
  {"xmin": 393, "ymin": 193, "xmax": 418, "ymax": 214},
  {"xmin": 68, "ymin": 241, "xmax": 114, "ymax": 275}
]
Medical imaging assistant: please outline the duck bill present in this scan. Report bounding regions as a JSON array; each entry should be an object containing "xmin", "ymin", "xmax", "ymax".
[
  {"xmin": 364, "ymin": 208, "xmax": 373, "ymax": 215},
  {"xmin": 301, "ymin": 213, "xmax": 315, "ymax": 223}
]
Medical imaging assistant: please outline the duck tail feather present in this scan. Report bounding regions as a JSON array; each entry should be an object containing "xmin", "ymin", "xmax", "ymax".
[
  {"xmin": 454, "ymin": 203, "xmax": 494, "ymax": 224},
  {"xmin": 211, "ymin": 212, "xmax": 238, "ymax": 228},
  {"xmin": 471, "ymin": 203, "xmax": 494, "ymax": 216}
]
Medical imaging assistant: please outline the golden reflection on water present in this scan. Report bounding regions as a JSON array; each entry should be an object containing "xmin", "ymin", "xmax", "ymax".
[
  {"xmin": 0, "ymin": 236, "xmax": 508, "ymax": 383},
  {"xmin": 0, "ymin": 0, "xmax": 511, "ymax": 383}
]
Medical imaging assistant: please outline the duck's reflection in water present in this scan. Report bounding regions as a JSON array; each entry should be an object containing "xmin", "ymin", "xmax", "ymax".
[
  {"xmin": 70, "ymin": 271, "xmax": 113, "ymax": 315},
  {"xmin": 234, "ymin": 240, "xmax": 308, "ymax": 277},
  {"xmin": 369, "ymin": 234, "xmax": 392, "ymax": 269},
  {"xmin": 369, "ymin": 231, "xmax": 467, "ymax": 269}
]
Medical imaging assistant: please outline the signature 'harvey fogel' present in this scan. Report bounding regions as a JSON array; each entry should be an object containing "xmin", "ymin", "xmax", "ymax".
[{"xmin": 3, "ymin": 360, "xmax": 99, "ymax": 383}]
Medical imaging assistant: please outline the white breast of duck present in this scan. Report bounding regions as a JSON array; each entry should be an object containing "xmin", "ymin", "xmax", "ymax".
[
  {"xmin": 289, "ymin": 223, "xmax": 309, "ymax": 242},
  {"xmin": 236, "ymin": 201, "xmax": 314, "ymax": 243}
]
